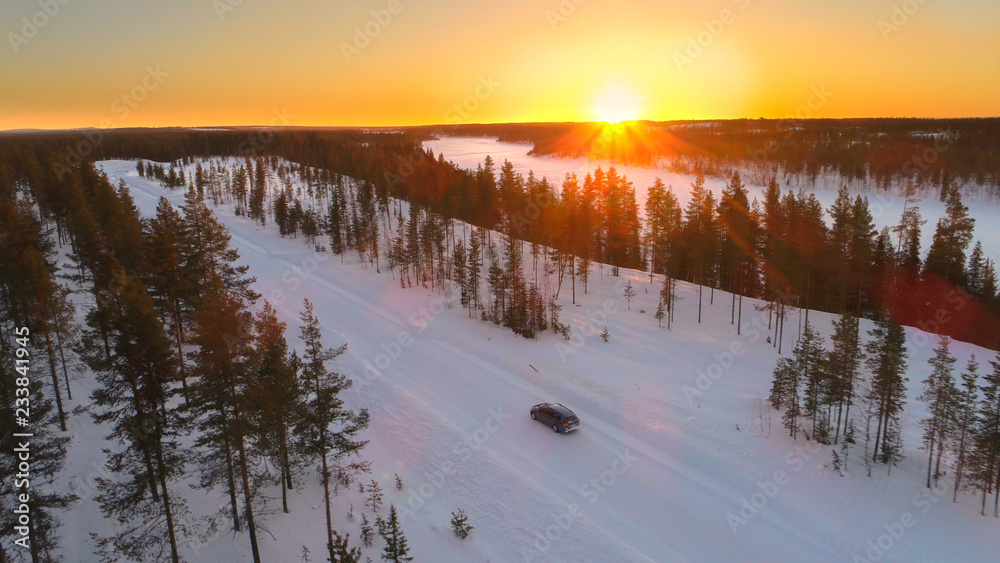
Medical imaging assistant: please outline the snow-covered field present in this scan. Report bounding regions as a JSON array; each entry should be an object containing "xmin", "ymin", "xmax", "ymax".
[
  {"xmin": 51, "ymin": 159, "xmax": 1000, "ymax": 562},
  {"xmin": 423, "ymin": 136, "xmax": 1000, "ymax": 264}
]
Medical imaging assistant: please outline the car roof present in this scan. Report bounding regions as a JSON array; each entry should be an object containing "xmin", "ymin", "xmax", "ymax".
[{"xmin": 548, "ymin": 403, "xmax": 574, "ymax": 416}]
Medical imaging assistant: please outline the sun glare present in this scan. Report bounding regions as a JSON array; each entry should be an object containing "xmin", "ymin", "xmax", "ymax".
[{"xmin": 593, "ymin": 87, "xmax": 643, "ymax": 123}]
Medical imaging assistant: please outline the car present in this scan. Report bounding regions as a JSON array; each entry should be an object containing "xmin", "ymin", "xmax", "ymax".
[{"xmin": 530, "ymin": 402, "xmax": 580, "ymax": 433}]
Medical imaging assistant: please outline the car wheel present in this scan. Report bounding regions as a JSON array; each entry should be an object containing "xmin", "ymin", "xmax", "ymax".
[
  {"xmin": 531, "ymin": 411, "xmax": 536, "ymax": 420},
  {"xmin": 552, "ymin": 424, "xmax": 559, "ymax": 433}
]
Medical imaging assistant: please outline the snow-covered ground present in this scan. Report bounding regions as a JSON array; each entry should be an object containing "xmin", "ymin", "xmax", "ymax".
[
  {"xmin": 50, "ymin": 159, "xmax": 1000, "ymax": 562},
  {"xmin": 423, "ymin": 136, "xmax": 1000, "ymax": 264}
]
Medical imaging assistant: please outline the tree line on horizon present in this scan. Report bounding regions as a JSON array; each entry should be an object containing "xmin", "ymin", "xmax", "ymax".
[{"xmin": 414, "ymin": 118, "xmax": 1000, "ymax": 199}]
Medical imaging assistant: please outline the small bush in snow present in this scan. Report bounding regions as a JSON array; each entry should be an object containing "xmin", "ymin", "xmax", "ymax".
[{"xmin": 451, "ymin": 508, "xmax": 473, "ymax": 540}]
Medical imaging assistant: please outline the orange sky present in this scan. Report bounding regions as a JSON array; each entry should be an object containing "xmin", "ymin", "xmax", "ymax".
[{"xmin": 2, "ymin": 0, "xmax": 999, "ymax": 130}]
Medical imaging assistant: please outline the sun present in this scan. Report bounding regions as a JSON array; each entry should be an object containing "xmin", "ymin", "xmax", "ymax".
[{"xmin": 593, "ymin": 87, "xmax": 643, "ymax": 124}]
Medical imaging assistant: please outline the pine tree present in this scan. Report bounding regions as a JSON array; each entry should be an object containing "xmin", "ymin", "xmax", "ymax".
[
  {"xmin": 865, "ymin": 319, "xmax": 909, "ymax": 465},
  {"xmin": 250, "ymin": 158, "xmax": 267, "ymax": 225},
  {"xmin": 146, "ymin": 197, "xmax": 193, "ymax": 402},
  {"xmin": 925, "ymin": 183, "xmax": 975, "ymax": 286},
  {"xmin": 965, "ymin": 241, "xmax": 986, "ymax": 295},
  {"xmin": 919, "ymin": 336, "xmax": 958, "ymax": 488},
  {"xmin": 245, "ymin": 301, "xmax": 302, "ymax": 514},
  {"xmin": 233, "ymin": 166, "xmax": 249, "ymax": 215},
  {"xmin": 453, "ymin": 241, "xmax": 468, "ymax": 307},
  {"xmin": 895, "ymin": 203, "xmax": 925, "ymax": 279},
  {"xmin": 180, "ymin": 189, "xmax": 258, "ymax": 304},
  {"xmin": 769, "ymin": 322, "xmax": 824, "ymax": 439},
  {"xmin": 847, "ymin": 196, "xmax": 876, "ymax": 314},
  {"xmin": 0, "ymin": 342, "xmax": 76, "ymax": 563},
  {"xmin": 187, "ymin": 287, "xmax": 262, "ymax": 562},
  {"xmin": 972, "ymin": 353, "xmax": 1000, "ymax": 516},
  {"xmin": 798, "ymin": 323, "xmax": 829, "ymax": 441},
  {"xmin": 379, "ymin": 505, "xmax": 413, "ymax": 562},
  {"xmin": 645, "ymin": 179, "xmax": 682, "ymax": 276},
  {"xmin": 297, "ymin": 300, "xmax": 370, "ymax": 563},
  {"xmin": 953, "ymin": 355, "xmax": 979, "ymax": 501},
  {"xmin": 82, "ymin": 273, "xmax": 186, "ymax": 562},
  {"xmin": 622, "ymin": 279, "xmax": 636, "ymax": 310},
  {"xmin": 466, "ymin": 231, "xmax": 482, "ymax": 317},
  {"xmin": 366, "ymin": 480, "xmax": 384, "ymax": 515},
  {"xmin": 717, "ymin": 171, "xmax": 756, "ymax": 309},
  {"xmin": 827, "ymin": 186, "xmax": 854, "ymax": 308},
  {"xmin": 827, "ymin": 314, "xmax": 863, "ymax": 444}
]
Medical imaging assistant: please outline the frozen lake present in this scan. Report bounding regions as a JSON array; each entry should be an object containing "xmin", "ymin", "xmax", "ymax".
[{"xmin": 424, "ymin": 136, "xmax": 1000, "ymax": 265}]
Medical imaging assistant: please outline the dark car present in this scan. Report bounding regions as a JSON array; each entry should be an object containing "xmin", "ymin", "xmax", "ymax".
[{"xmin": 530, "ymin": 403, "xmax": 580, "ymax": 433}]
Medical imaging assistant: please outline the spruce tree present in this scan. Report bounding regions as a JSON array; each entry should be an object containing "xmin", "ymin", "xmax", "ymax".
[
  {"xmin": 329, "ymin": 530, "xmax": 363, "ymax": 563},
  {"xmin": 379, "ymin": 505, "xmax": 413, "ymax": 562},
  {"xmin": 450, "ymin": 508, "xmax": 473, "ymax": 540}
]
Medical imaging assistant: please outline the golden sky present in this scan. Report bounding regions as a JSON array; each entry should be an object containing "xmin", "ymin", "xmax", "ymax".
[{"xmin": 2, "ymin": 0, "xmax": 999, "ymax": 130}]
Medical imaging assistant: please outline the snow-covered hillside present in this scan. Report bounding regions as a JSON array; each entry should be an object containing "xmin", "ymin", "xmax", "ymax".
[{"xmin": 50, "ymin": 159, "xmax": 999, "ymax": 562}]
